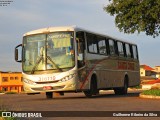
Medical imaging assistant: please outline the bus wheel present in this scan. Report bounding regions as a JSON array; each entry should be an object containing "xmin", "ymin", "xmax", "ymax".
[
  {"xmin": 114, "ymin": 77, "xmax": 128, "ymax": 95},
  {"xmin": 84, "ymin": 77, "xmax": 97, "ymax": 98},
  {"xmin": 46, "ymin": 92, "xmax": 53, "ymax": 99}
]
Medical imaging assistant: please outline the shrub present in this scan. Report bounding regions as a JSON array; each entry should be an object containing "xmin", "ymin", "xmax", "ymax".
[
  {"xmin": 142, "ymin": 89, "xmax": 160, "ymax": 96},
  {"xmin": 0, "ymin": 91, "xmax": 4, "ymax": 93},
  {"xmin": 130, "ymin": 85, "xmax": 141, "ymax": 89}
]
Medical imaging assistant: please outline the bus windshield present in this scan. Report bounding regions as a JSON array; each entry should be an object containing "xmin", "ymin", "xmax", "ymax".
[{"xmin": 23, "ymin": 32, "xmax": 75, "ymax": 74}]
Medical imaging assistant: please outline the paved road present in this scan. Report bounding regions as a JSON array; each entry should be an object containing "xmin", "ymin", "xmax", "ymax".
[{"xmin": 0, "ymin": 90, "xmax": 159, "ymax": 120}]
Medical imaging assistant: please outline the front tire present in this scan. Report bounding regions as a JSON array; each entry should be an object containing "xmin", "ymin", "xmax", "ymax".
[
  {"xmin": 84, "ymin": 77, "xmax": 98, "ymax": 98},
  {"xmin": 46, "ymin": 92, "xmax": 53, "ymax": 99}
]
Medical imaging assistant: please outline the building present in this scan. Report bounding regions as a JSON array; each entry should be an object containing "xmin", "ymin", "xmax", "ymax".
[
  {"xmin": 153, "ymin": 66, "xmax": 160, "ymax": 78},
  {"xmin": 140, "ymin": 65, "xmax": 156, "ymax": 77},
  {"xmin": 0, "ymin": 72, "xmax": 23, "ymax": 93}
]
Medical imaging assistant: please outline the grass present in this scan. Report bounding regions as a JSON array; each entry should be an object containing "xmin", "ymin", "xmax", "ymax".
[
  {"xmin": 142, "ymin": 89, "xmax": 160, "ymax": 96},
  {"xmin": 5, "ymin": 92, "xmax": 17, "ymax": 94},
  {"xmin": 0, "ymin": 112, "xmax": 17, "ymax": 120}
]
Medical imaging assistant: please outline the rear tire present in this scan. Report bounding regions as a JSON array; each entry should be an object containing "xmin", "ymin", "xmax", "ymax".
[
  {"xmin": 114, "ymin": 77, "xmax": 128, "ymax": 95},
  {"xmin": 46, "ymin": 92, "xmax": 53, "ymax": 99}
]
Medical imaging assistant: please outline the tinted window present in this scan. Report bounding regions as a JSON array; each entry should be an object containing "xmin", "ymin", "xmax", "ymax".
[
  {"xmin": 98, "ymin": 37, "xmax": 107, "ymax": 55},
  {"xmin": 132, "ymin": 45, "xmax": 138, "ymax": 59},
  {"xmin": 125, "ymin": 44, "xmax": 131, "ymax": 58},
  {"xmin": 117, "ymin": 42, "xmax": 124, "ymax": 57},
  {"xmin": 109, "ymin": 39, "xmax": 115, "ymax": 55},
  {"xmin": 87, "ymin": 33, "xmax": 98, "ymax": 53}
]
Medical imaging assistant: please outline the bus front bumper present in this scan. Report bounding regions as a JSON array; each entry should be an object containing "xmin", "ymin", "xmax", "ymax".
[{"xmin": 23, "ymin": 79, "xmax": 76, "ymax": 93}]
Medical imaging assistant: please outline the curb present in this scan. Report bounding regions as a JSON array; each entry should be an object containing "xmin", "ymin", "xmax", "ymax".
[{"xmin": 139, "ymin": 93, "xmax": 160, "ymax": 99}]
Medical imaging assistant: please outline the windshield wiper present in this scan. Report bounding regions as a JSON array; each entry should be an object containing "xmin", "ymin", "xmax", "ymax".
[
  {"xmin": 31, "ymin": 46, "xmax": 44, "ymax": 74},
  {"xmin": 31, "ymin": 56, "xmax": 43, "ymax": 74},
  {"xmin": 30, "ymin": 55, "xmax": 62, "ymax": 74},
  {"xmin": 31, "ymin": 46, "xmax": 62, "ymax": 74},
  {"xmin": 47, "ymin": 56, "xmax": 63, "ymax": 72}
]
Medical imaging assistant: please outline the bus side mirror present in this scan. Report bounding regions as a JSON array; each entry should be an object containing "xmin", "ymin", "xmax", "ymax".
[{"xmin": 15, "ymin": 44, "xmax": 22, "ymax": 62}]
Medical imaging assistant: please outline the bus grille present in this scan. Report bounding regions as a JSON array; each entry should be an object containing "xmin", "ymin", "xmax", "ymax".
[{"xmin": 35, "ymin": 80, "xmax": 59, "ymax": 84}]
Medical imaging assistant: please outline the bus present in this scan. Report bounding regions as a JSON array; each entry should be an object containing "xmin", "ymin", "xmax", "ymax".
[{"xmin": 15, "ymin": 26, "xmax": 140, "ymax": 98}]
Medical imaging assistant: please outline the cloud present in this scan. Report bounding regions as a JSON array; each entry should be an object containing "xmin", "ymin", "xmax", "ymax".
[
  {"xmin": 0, "ymin": 0, "xmax": 160, "ymax": 71},
  {"xmin": 0, "ymin": 0, "xmax": 111, "ymax": 32}
]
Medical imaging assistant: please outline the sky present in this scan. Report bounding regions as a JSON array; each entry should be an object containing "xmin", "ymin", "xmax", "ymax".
[{"xmin": 0, "ymin": 0, "xmax": 160, "ymax": 72}]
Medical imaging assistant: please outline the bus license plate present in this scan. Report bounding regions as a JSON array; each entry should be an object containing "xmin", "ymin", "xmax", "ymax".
[{"xmin": 43, "ymin": 86, "xmax": 53, "ymax": 90}]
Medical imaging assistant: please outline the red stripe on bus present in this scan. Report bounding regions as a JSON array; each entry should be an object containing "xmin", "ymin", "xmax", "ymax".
[{"xmin": 80, "ymin": 59, "xmax": 106, "ymax": 89}]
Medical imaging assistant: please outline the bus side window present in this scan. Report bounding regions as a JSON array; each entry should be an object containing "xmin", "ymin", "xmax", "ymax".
[
  {"xmin": 108, "ymin": 39, "xmax": 115, "ymax": 55},
  {"xmin": 132, "ymin": 45, "xmax": 138, "ymax": 60},
  {"xmin": 125, "ymin": 44, "xmax": 131, "ymax": 58},
  {"xmin": 87, "ymin": 33, "xmax": 98, "ymax": 54},
  {"xmin": 97, "ymin": 36, "xmax": 107, "ymax": 55},
  {"xmin": 117, "ymin": 42, "xmax": 124, "ymax": 57}
]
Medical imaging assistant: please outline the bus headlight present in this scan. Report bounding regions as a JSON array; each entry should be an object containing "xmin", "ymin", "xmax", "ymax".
[
  {"xmin": 23, "ymin": 78, "xmax": 36, "ymax": 85},
  {"xmin": 59, "ymin": 74, "xmax": 76, "ymax": 82}
]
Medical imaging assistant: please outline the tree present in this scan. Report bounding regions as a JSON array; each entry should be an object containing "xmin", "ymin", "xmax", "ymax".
[{"xmin": 104, "ymin": 0, "xmax": 160, "ymax": 37}]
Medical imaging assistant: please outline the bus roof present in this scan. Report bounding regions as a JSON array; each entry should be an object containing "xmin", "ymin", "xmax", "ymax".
[
  {"xmin": 24, "ymin": 25, "xmax": 136, "ymax": 45},
  {"xmin": 24, "ymin": 26, "xmax": 76, "ymax": 36}
]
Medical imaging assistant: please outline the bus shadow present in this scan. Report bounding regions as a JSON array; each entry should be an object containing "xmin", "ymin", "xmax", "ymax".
[
  {"xmin": 94, "ymin": 92, "xmax": 140, "ymax": 99},
  {"xmin": 31, "ymin": 92, "xmax": 141, "ymax": 101}
]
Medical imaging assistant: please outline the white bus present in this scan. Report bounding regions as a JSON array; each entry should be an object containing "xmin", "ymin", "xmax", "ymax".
[{"xmin": 15, "ymin": 26, "xmax": 140, "ymax": 98}]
